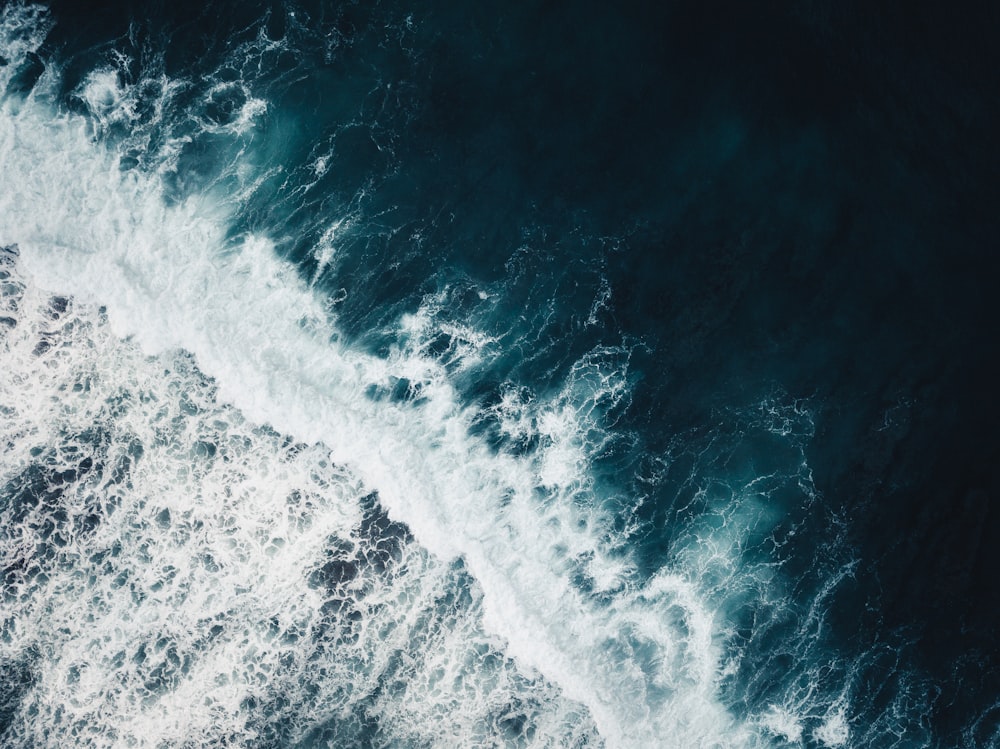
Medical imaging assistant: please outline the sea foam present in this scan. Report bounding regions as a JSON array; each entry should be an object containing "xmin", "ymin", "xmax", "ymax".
[{"xmin": 0, "ymin": 4, "xmax": 823, "ymax": 746}]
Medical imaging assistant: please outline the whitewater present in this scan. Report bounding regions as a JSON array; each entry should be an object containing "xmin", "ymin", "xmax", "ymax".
[{"xmin": 0, "ymin": 2, "xmax": 947, "ymax": 746}]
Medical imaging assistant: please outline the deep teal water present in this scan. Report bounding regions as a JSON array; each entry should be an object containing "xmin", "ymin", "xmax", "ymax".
[{"xmin": 2, "ymin": 1, "xmax": 999, "ymax": 746}]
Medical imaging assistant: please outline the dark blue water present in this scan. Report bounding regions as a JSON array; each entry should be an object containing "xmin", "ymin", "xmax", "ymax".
[{"xmin": 1, "ymin": 1, "xmax": 998, "ymax": 746}]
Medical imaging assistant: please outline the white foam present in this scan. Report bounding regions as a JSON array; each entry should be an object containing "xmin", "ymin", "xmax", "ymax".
[
  {"xmin": 814, "ymin": 707, "xmax": 850, "ymax": 747},
  {"xmin": 0, "ymin": 7, "xmax": 770, "ymax": 746},
  {"xmin": 760, "ymin": 705, "xmax": 803, "ymax": 744},
  {"xmin": 0, "ymin": 247, "xmax": 597, "ymax": 747}
]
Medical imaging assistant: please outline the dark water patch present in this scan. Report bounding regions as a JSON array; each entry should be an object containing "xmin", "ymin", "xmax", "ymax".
[
  {"xmin": 306, "ymin": 492, "xmax": 412, "ymax": 639},
  {"xmin": 0, "ymin": 650, "xmax": 37, "ymax": 738},
  {"xmin": 308, "ymin": 535, "xmax": 359, "ymax": 594},
  {"xmin": 364, "ymin": 376, "xmax": 427, "ymax": 406},
  {"xmin": 2, "ymin": 462, "xmax": 45, "ymax": 520},
  {"xmin": 3, "ymin": 50, "xmax": 44, "ymax": 96},
  {"xmin": 357, "ymin": 492, "xmax": 411, "ymax": 576},
  {"xmin": 295, "ymin": 707, "xmax": 383, "ymax": 749}
]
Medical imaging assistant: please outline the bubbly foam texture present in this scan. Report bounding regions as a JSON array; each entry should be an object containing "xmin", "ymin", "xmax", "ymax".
[
  {"xmin": 0, "ymin": 247, "xmax": 599, "ymax": 746},
  {"xmin": 0, "ymin": 5, "xmax": 862, "ymax": 746},
  {"xmin": 0, "ymin": 4, "xmax": 51, "ymax": 94}
]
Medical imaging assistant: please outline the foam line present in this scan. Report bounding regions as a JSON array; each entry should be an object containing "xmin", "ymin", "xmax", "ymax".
[{"xmin": 0, "ymin": 6, "xmax": 771, "ymax": 746}]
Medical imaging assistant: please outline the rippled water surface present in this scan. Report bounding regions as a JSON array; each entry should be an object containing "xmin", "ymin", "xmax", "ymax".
[{"xmin": 1, "ymin": 2, "xmax": 998, "ymax": 747}]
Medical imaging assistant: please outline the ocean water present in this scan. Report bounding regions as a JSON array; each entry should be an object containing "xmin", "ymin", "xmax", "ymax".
[{"xmin": 1, "ymin": 1, "xmax": 998, "ymax": 747}]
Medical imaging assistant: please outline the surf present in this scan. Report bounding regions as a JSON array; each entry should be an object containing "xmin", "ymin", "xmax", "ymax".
[{"xmin": 0, "ymin": 4, "xmax": 773, "ymax": 745}]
